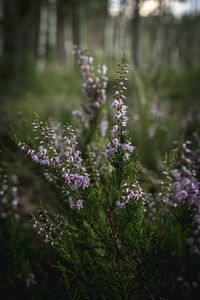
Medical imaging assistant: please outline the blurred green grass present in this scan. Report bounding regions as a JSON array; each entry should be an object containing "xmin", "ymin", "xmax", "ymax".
[{"xmin": 1, "ymin": 62, "xmax": 200, "ymax": 175}]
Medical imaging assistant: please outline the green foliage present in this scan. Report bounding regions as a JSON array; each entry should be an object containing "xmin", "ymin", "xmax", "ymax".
[{"xmin": 1, "ymin": 52, "xmax": 200, "ymax": 299}]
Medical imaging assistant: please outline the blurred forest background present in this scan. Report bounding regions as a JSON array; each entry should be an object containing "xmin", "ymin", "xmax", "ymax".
[
  {"xmin": 0, "ymin": 0, "xmax": 200, "ymax": 192},
  {"xmin": 0, "ymin": 1, "xmax": 200, "ymax": 298}
]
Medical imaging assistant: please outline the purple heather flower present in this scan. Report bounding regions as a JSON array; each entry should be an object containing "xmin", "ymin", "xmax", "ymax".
[
  {"xmin": 112, "ymin": 138, "xmax": 120, "ymax": 147},
  {"xmin": 110, "ymin": 100, "xmax": 119, "ymax": 109},
  {"xmin": 116, "ymin": 182, "xmax": 145, "ymax": 209},
  {"xmin": 76, "ymin": 199, "xmax": 83, "ymax": 210},
  {"xmin": 121, "ymin": 105, "xmax": 127, "ymax": 113},
  {"xmin": 186, "ymin": 238, "xmax": 194, "ymax": 246},
  {"xmin": 32, "ymin": 155, "xmax": 39, "ymax": 162},
  {"xmin": 116, "ymin": 201, "xmax": 126, "ymax": 208},
  {"xmin": 171, "ymin": 169, "xmax": 180, "ymax": 180},
  {"xmin": 69, "ymin": 197, "xmax": 76, "ymax": 209},
  {"xmin": 114, "ymin": 111, "xmax": 123, "ymax": 120},
  {"xmin": 182, "ymin": 177, "xmax": 191, "ymax": 186},
  {"xmin": 123, "ymin": 153, "xmax": 129, "ymax": 161},
  {"xmin": 176, "ymin": 190, "xmax": 188, "ymax": 201},
  {"xmin": 122, "ymin": 116, "xmax": 128, "ymax": 121},
  {"xmin": 111, "ymin": 125, "xmax": 118, "ymax": 135},
  {"xmin": 182, "ymin": 166, "xmax": 192, "ymax": 176}
]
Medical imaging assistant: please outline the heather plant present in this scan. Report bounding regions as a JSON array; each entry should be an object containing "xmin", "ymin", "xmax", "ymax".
[
  {"xmin": 17, "ymin": 55, "xmax": 153, "ymax": 299},
  {"xmin": 15, "ymin": 52, "xmax": 200, "ymax": 299},
  {"xmin": 72, "ymin": 47, "xmax": 108, "ymax": 153},
  {"xmin": 0, "ymin": 168, "xmax": 20, "ymax": 220},
  {"xmin": 157, "ymin": 140, "xmax": 200, "ymax": 293},
  {"xmin": 161, "ymin": 141, "xmax": 200, "ymax": 251},
  {"xmin": 0, "ymin": 167, "xmax": 37, "ymax": 297}
]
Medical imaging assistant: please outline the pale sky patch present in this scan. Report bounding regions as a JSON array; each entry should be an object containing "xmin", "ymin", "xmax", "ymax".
[
  {"xmin": 140, "ymin": 0, "xmax": 158, "ymax": 17},
  {"xmin": 109, "ymin": 0, "xmax": 200, "ymax": 17}
]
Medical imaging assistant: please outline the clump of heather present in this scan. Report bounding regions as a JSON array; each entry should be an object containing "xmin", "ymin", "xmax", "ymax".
[
  {"xmin": 0, "ymin": 168, "xmax": 38, "ymax": 295},
  {"xmin": 0, "ymin": 168, "xmax": 20, "ymax": 220},
  {"xmin": 15, "ymin": 53, "xmax": 200, "ymax": 299},
  {"xmin": 32, "ymin": 207, "xmax": 65, "ymax": 246},
  {"xmin": 72, "ymin": 47, "xmax": 108, "ymax": 150},
  {"xmin": 17, "ymin": 115, "xmax": 89, "ymax": 210},
  {"xmin": 16, "ymin": 55, "xmax": 154, "ymax": 299},
  {"xmin": 73, "ymin": 46, "xmax": 107, "ymax": 112},
  {"xmin": 116, "ymin": 182, "xmax": 145, "ymax": 208},
  {"xmin": 161, "ymin": 140, "xmax": 200, "ymax": 256}
]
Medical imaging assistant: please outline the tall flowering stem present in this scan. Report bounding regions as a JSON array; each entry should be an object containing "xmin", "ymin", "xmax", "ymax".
[
  {"xmin": 102, "ymin": 56, "xmax": 151, "ymax": 298},
  {"xmin": 104, "ymin": 55, "xmax": 135, "ymax": 168},
  {"xmin": 103, "ymin": 55, "xmax": 144, "ymax": 209},
  {"xmin": 73, "ymin": 47, "xmax": 107, "ymax": 111},
  {"xmin": 73, "ymin": 47, "xmax": 108, "ymax": 152}
]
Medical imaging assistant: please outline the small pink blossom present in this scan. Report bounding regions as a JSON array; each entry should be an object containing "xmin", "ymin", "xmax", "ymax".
[
  {"xmin": 123, "ymin": 153, "xmax": 129, "ymax": 161},
  {"xmin": 76, "ymin": 199, "xmax": 83, "ymax": 210}
]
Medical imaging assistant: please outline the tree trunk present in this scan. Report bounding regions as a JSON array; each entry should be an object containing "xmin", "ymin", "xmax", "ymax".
[
  {"xmin": 104, "ymin": 10, "xmax": 114, "ymax": 58},
  {"xmin": 48, "ymin": 0, "xmax": 57, "ymax": 60},
  {"xmin": 0, "ymin": 0, "xmax": 4, "ymax": 57},
  {"xmin": 115, "ymin": 0, "xmax": 127, "ymax": 60},
  {"xmin": 150, "ymin": 0, "xmax": 164, "ymax": 74},
  {"xmin": 56, "ymin": 0, "xmax": 66, "ymax": 67},
  {"xmin": 194, "ymin": 0, "xmax": 200, "ymax": 66},
  {"xmin": 2, "ymin": 0, "xmax": 41, "ymax": 80},
  {"xmin": 79, "ymin": 1, "xmax": 87, "ymax": 50},
  {"xmin": 132, "ymin": 0, "xmax": 140, "ymax": 67},
  {"xmin": 24, "ymin": 0, "xmax": 41, "ymax": 57},
  {"xmin": 37, "ymin": 0, "xmax": 48, "ymax": 69},
  {"xmin": 72, "ymin": 0, "xmax": 80, "ymax": 48},
  {"xmin": 2, "ymin": 0, "xmax": 31, "ymax": 81}
]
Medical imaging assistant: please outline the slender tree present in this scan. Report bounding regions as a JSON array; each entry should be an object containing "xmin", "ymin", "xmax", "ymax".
[
  {"xmin": 72, "ymin": 0, "xmax": 80, "ymax": 48},
  {"xmin": 57, "ymin": 0, "xmax": 66, "ymax": 66},
  {"xmin": 132, "ymin": 0, "xmax": 141, "ymax": 67},
  {"xmin": 116, "ymin": 0, "xmax": 127, "ymax": 59},
  {"xmin": 0, "ymin": 0, "xmax": 4, "ymax": 57},
  {"xmin": 2, "ymin": 0, "xmax": 41, "ymax": 80},
  {"xmin": 37, "ymin": 0, "xmax": 48, "ymax": 69}
]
